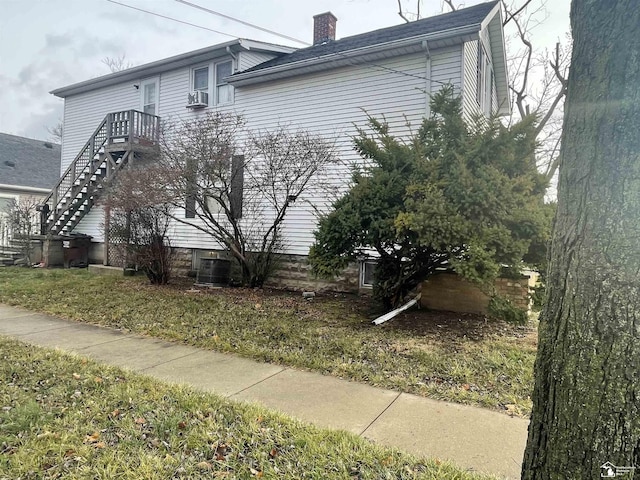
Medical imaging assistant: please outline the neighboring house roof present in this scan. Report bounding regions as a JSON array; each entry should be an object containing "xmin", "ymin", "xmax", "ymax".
[
  {"xmin": 0, "ymin": 133, "xmax": 61, "ymax": 191},
  {"xmin": 51, "ymin": 39, "xmax": 296, "ymax": 98},
  {"xmin": 240, "ymin": 1, "xmax": 499, "ymax": 74}
]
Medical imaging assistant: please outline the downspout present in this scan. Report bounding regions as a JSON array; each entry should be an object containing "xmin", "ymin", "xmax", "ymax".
[
  {"xmin": 226, "ymin": 46, "xmax": 238, "ymax": 72},
  {"xmin": 422, "ymin": 40, "xmax": 431, "ymax": 117}
]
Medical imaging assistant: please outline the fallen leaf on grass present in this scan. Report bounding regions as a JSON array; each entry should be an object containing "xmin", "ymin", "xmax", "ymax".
[
  {"xmin": 72, "ymin": 373, "xmax": 81, "ymax": 380},
  {"xmin": 94, "ymin": 441, "xmax": 106, "ymax": 449},
  {"xmin": 250, "ymin": 467, "xmax": 263, "ymax": 477},
  {"xmin": 504, "ymin": 404, "xmax": 519, "ymax": 415},
  {"xmin": 134, "ymin": 417, "xmax": 146, "ymax": 425},
  {"xmin": 178, "ymin": 421, "xmax": 187, "ymax": 430},
  {"xmin": 84, "ymin": 432, "xmax": 100, "ymax": 444},
  {"xmin": 93, "ymin": 377, "xmax": 103, "ymax": 383},
  {"xmin": 269, "ymin": 448, "xmax": 278, "ymax": 458},
  {"xmin": 197, "ymin": 461, "xmax": 212, "ymax": 470},
  {"xmin": 214, "ymin": 443, "xmax": 228, "ymax": 461},
  {"xmin": 110, "ymin": 409, "xmax": 121, "ymax": 418}
]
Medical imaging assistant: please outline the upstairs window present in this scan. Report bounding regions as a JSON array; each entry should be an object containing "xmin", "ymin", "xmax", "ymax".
[
  {"xmin": 215, "ymin": 61, "xmax": 233, "ymax": 105},
  {"xmin": 476, "ymin": 42, "xmax": 493, "ymax": 116},
  {"xmin": 193, "ymin": 66, "xmax": 209, "ymax": 93}
]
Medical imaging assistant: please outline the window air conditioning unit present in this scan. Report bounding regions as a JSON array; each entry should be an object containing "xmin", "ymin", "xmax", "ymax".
[{"xmin": 186, "ymin": 90, "xmax": 208, "ymax": 108}]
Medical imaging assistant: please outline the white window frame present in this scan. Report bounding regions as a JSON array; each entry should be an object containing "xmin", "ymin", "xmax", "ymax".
[
  {"xmin": 476, "ymin": 42, "xmax": 493, "ymax": 116},
  {"xmin": 188, "ymin": 59, "xmax": 235, "ymax": 107},
  {"xmin": 190, "ymin": 64, "xmax": 211, "ymax": 106},
  {"xmin": 214, "ymin": 60, "xmax": 234, "ymax": 105},
  {"xmin": 360, "ymin": 260, "xmax": 377, "ymax": 289},
  {"xmin": 140, "ymin": 77, "xmax": 159, "ymax": 116}
]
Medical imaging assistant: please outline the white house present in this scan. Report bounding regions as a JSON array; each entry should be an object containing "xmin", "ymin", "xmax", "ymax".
[
  {"xmin": 0, "ymin": 133, "xmax": 60, "ymax": 252},
  {"xmin": 45, "ymin": 0, "xmax": 508, "ymax": 290}
]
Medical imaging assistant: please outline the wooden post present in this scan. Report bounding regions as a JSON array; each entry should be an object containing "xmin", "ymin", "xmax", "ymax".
[
  {"xmin": 103, "ymin": 205, "xmax": 110, "ymax": 266},
  {"xmin": 107, "ymin": 113, "xmax": 113, "ymax": 145}
]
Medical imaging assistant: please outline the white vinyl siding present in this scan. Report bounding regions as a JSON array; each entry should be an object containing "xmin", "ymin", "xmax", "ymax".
[
  {"xmin": 461, "ymin": 30, "xmax": 498, "ymax": 124},
  {"xmin": 430, "ymin": 44, "xmax": 463, "ymax": 97},
  {"xmin": 72, "ymin": 206, "xmax": 105, "ymax": 241},
  {"xmin": 61, "ymin": 84, "xmax": 139, "ymax": 173},
  {"xmin": 59, "ymin": 46, "xmax": 465, "ymax": 255},
  {"xmin": 237, "ymin": 51, "xmax": 278, "ymax": 71},
  {"xmin": 462, "ymin": 40, "xmax": 482, "ymax": 122}
]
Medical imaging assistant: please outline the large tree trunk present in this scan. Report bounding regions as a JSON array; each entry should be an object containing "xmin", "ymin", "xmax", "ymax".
[{"xmin": 522, "ymin": 1, "xmax": 640, "ymax": 478}]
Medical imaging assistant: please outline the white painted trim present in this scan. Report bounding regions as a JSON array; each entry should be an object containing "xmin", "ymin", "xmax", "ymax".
[
  {"xmin": 480, "ymin": 2, "xmax": 501, "ymax": 31},
  {"xmin": 140, "ymin": 77, "xmax": 160, "ymax": 115},
  {"xmin": 189, "ymin": 63, "xmax": 212, "ymax": 107},
  {"xmin": 360, "ymin": 260, "xmax": 377, "ymax": 289},
  {"xmin": 51, "ymin": 40, "xmax": 295, "ymax": 98},
  {"xmin": 459, "ymin": 43, "xmax": 465, "ymax": 106},
  {"xmin": 214, "ymin": 59, "xmax": 235, "ymax": 106}
]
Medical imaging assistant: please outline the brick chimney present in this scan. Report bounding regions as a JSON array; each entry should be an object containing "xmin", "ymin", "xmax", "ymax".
[{"xmin": 313, "ymin": 12, "xmax": 337, "ymax": 45}]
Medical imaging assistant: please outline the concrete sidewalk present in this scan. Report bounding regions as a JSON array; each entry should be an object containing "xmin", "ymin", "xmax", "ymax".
[{"xmin": 0, "ymin": 304, "xmax": 528, "ymax": 479}]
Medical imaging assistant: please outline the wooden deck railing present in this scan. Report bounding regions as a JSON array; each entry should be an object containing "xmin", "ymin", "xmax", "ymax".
[{"xmin": 41, "ymin": 109, "xmax": 160, "ymax": 234}]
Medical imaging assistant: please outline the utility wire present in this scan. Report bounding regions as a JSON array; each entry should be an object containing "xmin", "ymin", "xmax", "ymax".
[
  {"xmin": 174, "ymin": 0, "xmax": 310, "ymax": 46},
  {"xmin": 105, "ymin": 0, "xmax": 237, "ymax": 38},
  {"xmin": 106, "ymin": 0, "xmax": 454, "ymax": 88}
]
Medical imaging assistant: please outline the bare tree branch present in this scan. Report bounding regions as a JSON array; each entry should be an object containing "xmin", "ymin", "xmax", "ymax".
[
  {"xmin": 398, "ymin": 0, "xmax": 412, "ymax": 22},
  {"xmin": 503, "ymin": 0, "xmax": 533, "ymax": 26},
  {"xmin": 443, "ymin": 0, "xmax": 456, "ymax": 12},
  {"xmin": 47, "ymin": 121, "xmax": 63, "ymax": 144},
  {"xmin": 138, "ymin": 111, "xmax": 340, "ymax": 287},
  {"xmin": 102, "ymin": 54, "xmax": 133, "ymax": 73}
]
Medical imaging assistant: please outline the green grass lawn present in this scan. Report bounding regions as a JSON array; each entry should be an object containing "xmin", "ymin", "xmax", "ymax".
[
  {"xmin": 0, "ymin": 337, "xmax": 495, "ymax": 479},
  {"xmin": 0, "ymin": 268, "xmax": 536, "ymax": 416}
]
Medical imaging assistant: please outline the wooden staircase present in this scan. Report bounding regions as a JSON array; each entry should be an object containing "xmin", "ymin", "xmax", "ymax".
[{"xmin": 41, "ymin": 110, "xmax": 160, "ymax": 235}]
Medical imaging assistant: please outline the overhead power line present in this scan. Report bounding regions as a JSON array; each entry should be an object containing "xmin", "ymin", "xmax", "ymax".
[
  {"xmin": 174, "ymin": 0, "xmax": 310, "ymax": 46},
  {"xmin": 105, "ymin": 0, "xmax": 237, "ymax": 38},
  {"xmin": 106, "ymin": 0, "xmax": 451, "ymax": 89}
]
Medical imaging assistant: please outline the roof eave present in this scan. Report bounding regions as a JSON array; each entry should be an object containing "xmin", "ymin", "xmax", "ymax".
[
  {"xmin": 227, "ymin": 23, "xmax": 481, "ymax": 87},
  {"xmin": 51, "ymin": 39, "xmax": 296, "ymax": 98}
]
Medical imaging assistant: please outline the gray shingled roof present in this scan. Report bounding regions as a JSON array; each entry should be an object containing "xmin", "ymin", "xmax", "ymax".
[
  {"xmin": 0, "ymin": 133, "xmax": 61, "ymax": 190},
  {"xmin": 239, "ymin": 1, "xmax": 499, "ymax": 75}
]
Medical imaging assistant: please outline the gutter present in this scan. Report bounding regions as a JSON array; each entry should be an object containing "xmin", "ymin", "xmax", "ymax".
[
  {"xmin": 51, "ymin": 40, "xmax": 296, "ymax": 98},
  {"xmin": 228, "ymin": 23, "xmax": 480, "ymax": 86},
  {"xmin": 0, "ymin": 184, "xmax": 51, "ymax": 194}
]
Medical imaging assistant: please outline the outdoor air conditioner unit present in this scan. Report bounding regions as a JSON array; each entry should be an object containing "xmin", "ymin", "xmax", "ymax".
[{"xmin": 186, "ymin": 90, "xmax": 208, "ymax": 108}]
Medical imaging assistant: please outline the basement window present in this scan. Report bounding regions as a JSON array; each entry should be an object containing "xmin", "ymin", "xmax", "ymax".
[{"xmin": 360, "ymin": 260, "xmax": 377, "ymax": 289}]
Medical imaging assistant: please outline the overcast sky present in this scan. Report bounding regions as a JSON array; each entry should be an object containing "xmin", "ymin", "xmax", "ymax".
[{"xmin": 0, "ymin": 0, "xmax": 570, "ymax": 142}]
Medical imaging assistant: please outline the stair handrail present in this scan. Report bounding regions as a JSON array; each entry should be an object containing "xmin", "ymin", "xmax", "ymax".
[
  {"xmin": 40, "ymin": 109, "xmax": 161, "ymax": 234},
  {"xmin": 41, "ymin": 115, "xmax": 109, "ymax": 225}
]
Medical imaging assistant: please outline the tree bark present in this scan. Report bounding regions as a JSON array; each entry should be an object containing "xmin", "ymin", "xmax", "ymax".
[{"xmin": 522, "ymin": 1, "xmax": 640, "ymax": 478}]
